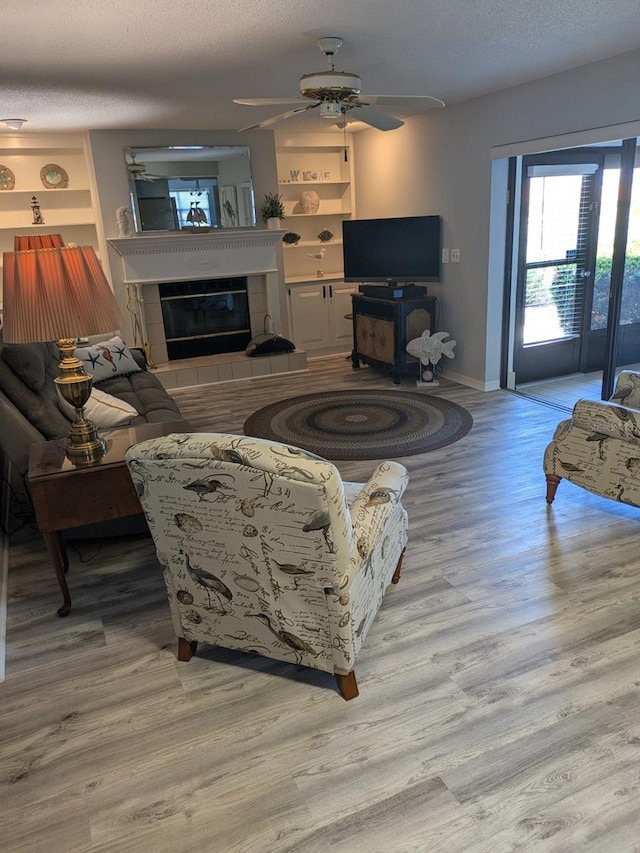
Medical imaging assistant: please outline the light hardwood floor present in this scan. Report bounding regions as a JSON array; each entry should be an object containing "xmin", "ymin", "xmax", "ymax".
[{"xmin": 2, "ymin": 356, "xmax": 640, "ymax": 852}]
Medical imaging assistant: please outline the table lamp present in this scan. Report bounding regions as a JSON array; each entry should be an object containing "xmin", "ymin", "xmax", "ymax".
[{"xmin": 2, "ymin": 245, "xmax": 125, "ymax": 465}]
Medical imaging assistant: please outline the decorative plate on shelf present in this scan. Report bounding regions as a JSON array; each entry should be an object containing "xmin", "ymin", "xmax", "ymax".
[
  {"xmin": 40, "ymin": 163, "xmax": 69, "ymax": 189},
  {"xmin": 0, "ymin": 164, "xmax": 15, "ymax": 190}
]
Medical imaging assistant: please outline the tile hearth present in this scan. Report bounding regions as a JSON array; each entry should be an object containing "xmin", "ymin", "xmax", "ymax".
[{"xmin": 150, "ymin": 349, "xmax": 308, "ymax": 391}]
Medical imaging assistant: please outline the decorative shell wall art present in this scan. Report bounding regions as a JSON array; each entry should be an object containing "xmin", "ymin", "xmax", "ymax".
[
  {"xmin": 300, "ymin": 190, "xmax": 320, "ymax": 214},
  {"xmin": 40, "ymin": 163, "xmax": 68, "ymax": 189},
  {"xmin": 0, "ymin": 164, "xmax": 15, "ymax": 190}
]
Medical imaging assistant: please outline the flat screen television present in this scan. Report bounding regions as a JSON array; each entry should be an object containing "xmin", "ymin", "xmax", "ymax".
[{"xmin": 342, "ymin": 215, "xmax": 441, "ymax": 284}]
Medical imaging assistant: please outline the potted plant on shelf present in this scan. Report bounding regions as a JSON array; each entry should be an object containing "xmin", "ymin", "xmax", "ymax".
[{"xmin": 260, "ymin": 192, "xmax": 285, "ymax": 229}]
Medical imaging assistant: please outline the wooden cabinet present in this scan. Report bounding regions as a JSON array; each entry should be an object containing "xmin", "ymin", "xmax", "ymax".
[
  {"xmin": 275, "ymin": 132, "xmax": 354, "ymax": 285},
  {"xmin": 351, "ymin": 294, "xmax": 437, "ymax": 383},
  {"xmin": 0, "ymin": 133, "xmax": 101, "ymax": 318},
  {"xmin": 288, "ymin": 279, "xmax": 357, "ymax": 355}
]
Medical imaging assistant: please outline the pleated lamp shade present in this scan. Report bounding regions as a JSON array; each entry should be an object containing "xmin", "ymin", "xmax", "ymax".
[
  {"xmin": 14, "ymin": 233, "xmax": 65, "ymax": 250},
  {"xmin": 2, "ymin": 245, "xmax": 124, "ymax": 344}
]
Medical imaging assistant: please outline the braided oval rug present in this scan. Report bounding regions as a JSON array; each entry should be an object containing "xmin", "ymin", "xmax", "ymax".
[{"xmin": 243, "ymin": 389, "xmax": 473, "ymax": 460}]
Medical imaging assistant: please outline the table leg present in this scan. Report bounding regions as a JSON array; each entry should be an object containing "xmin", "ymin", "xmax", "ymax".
[{"xmin": 41, "ymin": 531, "xmax": 72, "ymax": 617}]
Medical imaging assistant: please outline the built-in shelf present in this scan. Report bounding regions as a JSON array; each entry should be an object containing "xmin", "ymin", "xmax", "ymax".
[
  {"xmin": 0, "ymin": 133, "xmax": 100, "ymax": 270},
  {"xmin": 278, "ymin": 180, "xmax": 350, "ymax": 187},
  {"xmin": 286, "ymin": 272, "xmax": 345, "ymax": 284},
  {"xmin": 283, "ymin": 240, "xmax": 343, "ymax": 249}
]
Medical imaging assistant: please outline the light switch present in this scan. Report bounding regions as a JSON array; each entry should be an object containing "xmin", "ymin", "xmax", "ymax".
[{"xmin": 441, "ymin": 248, "xmax": 450, "ymax": 264}]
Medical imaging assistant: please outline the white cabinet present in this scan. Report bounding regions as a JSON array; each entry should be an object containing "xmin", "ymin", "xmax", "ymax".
[
  {"xmin": 275, "ymin": 132, "xmax": 354, "ymax": 285},
  {"xmin": 288, "ymin": 280, "xmax": 357, "ymax": 355}
]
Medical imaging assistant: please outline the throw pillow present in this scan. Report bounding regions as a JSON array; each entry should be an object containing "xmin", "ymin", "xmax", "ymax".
[
  {"xmin": 58, "ymin": 386, "xmax": 138, "ymax": 428},
  {"xmin": 73, "ymin": 335, "xmax": 142, "ymax": 385}
]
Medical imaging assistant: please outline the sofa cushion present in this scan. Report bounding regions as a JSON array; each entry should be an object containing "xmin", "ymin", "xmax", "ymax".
[
  {"xmin": 73, "ymin": 335, "xmax": 142, "ymax": 384},
  {"xmin": 99, "ymin": 369, "xmax": 182, "ymax": 422},
  {"xmin": 1, "ymin": 342, "xmax": 49, "ymax": 392},
  {"xmin": 57, "ymin": 386, "xmax": 138, "ymax": 428}
]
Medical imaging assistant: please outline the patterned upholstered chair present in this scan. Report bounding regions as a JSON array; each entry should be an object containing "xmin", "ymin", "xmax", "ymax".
[
  {"xmin": 544, "ymin": 370, "xmax": 640, "ymax": 507},
  {"xmin": 125, "ymin": 432, "xmax": 409, "ymax": 699}
]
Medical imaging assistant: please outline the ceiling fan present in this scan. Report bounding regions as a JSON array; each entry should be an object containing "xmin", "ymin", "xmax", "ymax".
[
  {"xmin": 234, "ymin": 36, "xmax": 445, "ymax": 132},
  {"xmin": 126, "ymin": 153, "xmax": 162, "ymax": 182}
]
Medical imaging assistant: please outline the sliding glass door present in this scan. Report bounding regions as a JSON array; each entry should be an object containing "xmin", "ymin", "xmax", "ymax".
[
  {"xmin": 602, "ymin": 138, "xmax": 640, "ymax": 397},
  {"xmin": 513, "ymin": 150, "xmax": 603, "ymax": 384}
]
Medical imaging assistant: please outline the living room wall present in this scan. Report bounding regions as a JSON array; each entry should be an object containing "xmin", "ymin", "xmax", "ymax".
[
  {"xmin": 86, "ymin": 129, "xmax": 280, "ymax": 344},
  {"xmin": 353, "ymin": 48, "xmax": 640, "ymax": 390}
]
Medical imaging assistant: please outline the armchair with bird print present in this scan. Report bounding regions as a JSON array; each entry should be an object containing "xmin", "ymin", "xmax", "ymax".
[
  {"xmin": 544, "ymin": 370, "xmax": 640, "ymax": 508},
  {"xmin": 125, "ymin": 432, "xmax": 408, "ymax": 699}
]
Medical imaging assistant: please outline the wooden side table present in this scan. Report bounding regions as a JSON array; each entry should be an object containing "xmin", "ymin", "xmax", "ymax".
[{"xmin": 28, "ymin": 420, "xmax": 191, "ymax": 616}]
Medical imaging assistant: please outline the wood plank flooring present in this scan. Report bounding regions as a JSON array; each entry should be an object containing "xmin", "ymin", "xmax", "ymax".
[{"xmin": 2, "ymin": 356, "xmax": 640, "ymax": 852}]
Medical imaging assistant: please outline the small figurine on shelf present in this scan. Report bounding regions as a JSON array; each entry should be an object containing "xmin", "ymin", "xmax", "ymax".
[
  {"xmin": 308, "ymin": 246, "xmax": 326, "ymax": 277},
  {"xmin": 115, "ymin": 205, "xmax": 133, "ymax": 237},
  {"xmin": 30, "ymin": 195, "xmax": 44, "ymax": 225},
  {"xmin": 317, "ymin": 229, "xmax": 334, "ymax": 243}
]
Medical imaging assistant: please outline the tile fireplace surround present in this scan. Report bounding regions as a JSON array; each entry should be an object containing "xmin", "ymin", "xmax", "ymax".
[{"xmin": 109, "ymin": 229, "xmax": 307, "ymax": 390}]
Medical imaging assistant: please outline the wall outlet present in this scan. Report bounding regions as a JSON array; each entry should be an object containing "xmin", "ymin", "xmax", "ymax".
[
  {"xmin": 441, "ymin": 248, "xmax": 450, "ymax": 264},
  {"xmin": 451, "ymin": 249, "xmax": 461, "ymax": 263}
]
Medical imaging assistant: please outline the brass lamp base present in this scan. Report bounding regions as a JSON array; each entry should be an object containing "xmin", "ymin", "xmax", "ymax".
[
  {"xmin": 65, "ymin": 418, "xmax": 107, "ymax": 466},
  {"xmin": 54, "ymin": 336, "xmax": 106, "ymax": 466}
]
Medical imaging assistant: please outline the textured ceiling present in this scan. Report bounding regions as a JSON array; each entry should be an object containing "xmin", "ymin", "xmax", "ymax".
[{"xmin": 2, "ymin": 0, "xmax": 640, "ymax": 133}]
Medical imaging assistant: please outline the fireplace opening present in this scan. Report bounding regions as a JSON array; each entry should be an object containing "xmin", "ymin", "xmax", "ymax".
[{"xmin": 159, "ymin": 277, "xmax": 250, "ymax": 360}]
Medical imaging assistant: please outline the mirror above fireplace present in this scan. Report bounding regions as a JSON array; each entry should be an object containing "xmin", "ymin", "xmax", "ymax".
[{"xmin": 125, "ymin": 146, "xmax": 257, "ymax": 233}]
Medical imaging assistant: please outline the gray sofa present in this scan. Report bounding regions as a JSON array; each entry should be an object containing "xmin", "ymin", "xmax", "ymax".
[{"xmin": 0, "ymin": 339, "xmax": 183, "ymax": 531}]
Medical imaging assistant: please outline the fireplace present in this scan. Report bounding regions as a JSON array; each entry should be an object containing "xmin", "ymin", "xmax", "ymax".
[
  {"xmin": 159, "ymin": 277, "xmax": 250, "ymax": 359},
  {"xmin": 108, "ymin": 230, "xmax": 307, "ymax": 387}
]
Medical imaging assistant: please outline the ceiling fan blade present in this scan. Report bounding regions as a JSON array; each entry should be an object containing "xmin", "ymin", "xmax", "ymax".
[
  {"xmin": 360, "ymin": 94, "xmax": 446, "ymax": 111},
  {"xmin": 234, "ymin": 97, "xmax": 308, "ymax": 106},
  {"xmin": 347, "ymin": 104, "xmax": 405, "ymax": 131},
  {"xmin": 239, "ymin": 103, "xmax": 320, "ymax": 132}
]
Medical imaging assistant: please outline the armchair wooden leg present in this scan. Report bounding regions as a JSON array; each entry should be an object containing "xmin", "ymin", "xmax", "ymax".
[
  {"xmin": 545, "ymin": 474, "xmax": 562, "ymax": 505},
  {"xmin": 335, "ymin": 670, "xmax": 359, "ymax": 700},
  {"xmin": 391, "ymin": 547, "xmax": 406, "ymax": 584},
  {"xmin": 177, "ymin": 637, "xmax": 198, "ymax": 662}
]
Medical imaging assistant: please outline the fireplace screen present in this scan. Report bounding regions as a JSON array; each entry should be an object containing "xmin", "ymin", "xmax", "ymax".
[{"xmin": 159, "ymin": 277, "xmax": 250, "ymax": 360}]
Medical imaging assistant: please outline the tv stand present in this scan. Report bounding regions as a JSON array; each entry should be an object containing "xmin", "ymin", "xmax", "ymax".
[{"xmin": 351, "ymin": 293, "xmax": 437, "ymax": 384}]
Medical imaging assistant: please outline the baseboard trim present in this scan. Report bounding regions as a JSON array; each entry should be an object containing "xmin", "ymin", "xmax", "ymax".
[{"xmin": 440, "ymin": 368, "xmax": 501, "ymax": 392}]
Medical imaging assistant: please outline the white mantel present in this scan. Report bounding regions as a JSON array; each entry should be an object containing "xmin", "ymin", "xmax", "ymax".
[{"xmin": 108, "ymin": 228, "xmax": 284, "ymax": 285}]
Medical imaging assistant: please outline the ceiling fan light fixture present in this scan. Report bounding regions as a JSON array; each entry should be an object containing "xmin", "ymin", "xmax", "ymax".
[
  {"xmin": 1, "ymin": 118, "xmax": 27, "ymax": 130},
  {"xmin": 320, "ymin": 102, "xmax": 344, "ymax": 120},
  {"xmin": 299, "ymin": 71, "xmax": 361, "ymax": 100}
]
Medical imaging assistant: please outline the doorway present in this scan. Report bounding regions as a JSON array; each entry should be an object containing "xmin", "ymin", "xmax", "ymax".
[{"xmin": 510, "ymin": 139, "xmax": 640, "ymax": 404}]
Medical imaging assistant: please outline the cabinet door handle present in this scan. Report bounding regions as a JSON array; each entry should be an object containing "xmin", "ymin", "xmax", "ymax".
[
  {"xmin": 323, "ymin": 285, "xmax": 326, "ymax": 299},
  {"xmin": 330, "ymin": 285, "xmax": 333, "ymax": 298}
]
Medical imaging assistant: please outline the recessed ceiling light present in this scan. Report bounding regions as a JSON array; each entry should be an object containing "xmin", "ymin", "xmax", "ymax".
[{"xmin": 1, "ymin": 119, "xmax": 27, "ymax": 130}]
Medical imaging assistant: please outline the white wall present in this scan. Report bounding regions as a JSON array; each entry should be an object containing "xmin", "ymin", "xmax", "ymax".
[
  {"xmin": 86, "ymin": 129, "xmax": 279, "ymax": 344},
  {"xmin": 353, "ymin": 48, "xmax": 640, "ymax": 389}
]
